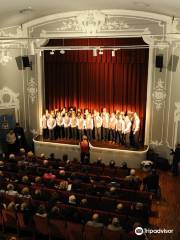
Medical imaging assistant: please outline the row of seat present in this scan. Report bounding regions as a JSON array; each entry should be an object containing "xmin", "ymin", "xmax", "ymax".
[{"xmin": 0, "ymin": 208, "xmax": 128, "ymax": 240}]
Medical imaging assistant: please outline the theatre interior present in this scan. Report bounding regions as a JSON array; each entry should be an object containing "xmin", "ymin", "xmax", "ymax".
[{"xmin": 0, "ymin": 1, "xmax": 180, "ymax": 240}]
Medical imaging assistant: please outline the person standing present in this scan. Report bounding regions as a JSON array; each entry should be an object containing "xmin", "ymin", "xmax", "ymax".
[
  {"xmin": 102, "ymin": 108, "xmax": 109, "ymax": 141},
  {"xmin": 85, "ymin": 113, "xmax": 93, "ymax": 142},
  {"xmin": 94, "ymin": 112, "xmax": 102, "ymax": 141},
  {"xmin": 56, "ymin": 112, "xmax": 63, "ymax": 139},
  {"xmin": 70, "ymin": 112, "xmax": 77, "ymax": 140},
  {"xmin": 109, "ymin": 112, "xmax": 117, "ymax": 143},
  {"xmin": 132, "ymin": 112, "xmax": 140, "ymax": 149},
  {"xmin": 14, "ymin": 122, "xmax": 26, "ymax": 149},
  {"xmin": 47, "ymin": 114, "xmax": 56, "ymax": 140},
  {"xmin": 77, "ymin": 113, "xmax": 85, "ymax": 141},
  {"xmin": 6, "ymin": 129, "xmax": 17, "ymax": 154},
  {"xmin": 171, "ymin": 144, "xmax": 180, "ymax": 176},
  {"xmin": 41, "ymin": 114, "xmax": 48, "ymax": 139},
  {"xmin": 63, "ymin": 112, "xmax": 70, "ymax": 139},
  {"xmin": 116, "ymin": 115, "xmax": 125, "ymax": 145},
  {"xmin": 80, "ymin": 135, "xmax": 90, "ymax": 164},
  {"xmin": 123, "ymin": 116, "xmax": 132, "ymax": 148}
]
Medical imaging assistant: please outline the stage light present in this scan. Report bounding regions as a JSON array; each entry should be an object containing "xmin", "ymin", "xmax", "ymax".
[
  {"xmin": 99, "ymin": 49, "xmax": 103, "ymax": 55},
  {"xmin": 50, "ymin": 50, "xmax": 55, "ymax": 55},
  {"xmin": 93, "ymin": 49, "xmax": 97, "ymax": 56},
  {"xmin": 112, "ymin": 50, "xmax": 115, "ymax": 57},
  {"xmin": 60, "ymin": 49, "xmax": 65, "ymax": 54}
]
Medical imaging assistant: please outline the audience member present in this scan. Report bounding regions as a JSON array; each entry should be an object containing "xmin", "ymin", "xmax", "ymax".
[
  {"xmin": 86, "ymin": 213, "xmax": 104, "ymax": 228},
  {"xmin": 107, "ymin": 217, "xmax": 122, "ymax": 231},
  {"xmin": 6, "ymin": 184, "xmax": 18, "ymax": 196},
  {"xmin": 36, "ymin": 204, "xmax": 47, "ymax": 218}
]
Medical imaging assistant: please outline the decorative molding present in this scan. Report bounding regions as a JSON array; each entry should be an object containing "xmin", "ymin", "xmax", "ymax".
[
  {"xmin": 152, "ymin": 78, "xmax": 167, "ymax": 111},
  {"xmin": 0, "ymin": 87, "xmax": 20, "ymax": 121},
  {"xmin": 0, "ymin": 26, "xmax": 23, "ymax": 38},
  {"xmin": 22, "ymin": 9, "xmax": 170, "ymax": 39},
  {"xmin": 173, "ymin": 102, "xmax": 180, "ymax": 149},
  {"xmin": 0, "ymin": 50, "xmax": 12, "ymax": 66},
  {"xmin": 27, "ymin": 77, "xmax": 38, "ymax": 103}
]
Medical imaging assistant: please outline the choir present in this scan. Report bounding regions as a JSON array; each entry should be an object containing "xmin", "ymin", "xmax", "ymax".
[{"xmin": 41, "ymin": 107, "xmax": 141, "ymax": 148}]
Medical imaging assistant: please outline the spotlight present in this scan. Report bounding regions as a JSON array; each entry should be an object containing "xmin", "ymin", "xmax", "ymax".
[
  {"xmin": 112, "ymin": 50, "xmax": 115, "ymax": 57},
  {"xmin": 93, "ymin": 49, "xmax": 97, "ymax": 56},
  {"xmin": 60, "ymin": 49, "xmax": 65, "ymax": 54},
  {"xmin": 99, "ymin": 49, "xmax": 103, "ymax": 55},
  {"xmin": 50, "ymin": 50, "xmax": 55, "ymax": 55}
]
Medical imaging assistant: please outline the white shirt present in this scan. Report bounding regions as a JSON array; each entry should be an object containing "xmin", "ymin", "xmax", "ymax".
[
  {"xmin": 47, "ymin": 117, "xmax": 56, "ymax": 130},
  {"xmin": 94, "ymin": 116, "xmax": 102, "ymax": 128},
  {"xmin": 124, "ymin": 119, "xmax": 132, "ymax": 134},
  {"xmin": 133, "ymin": 117, "xmax": 140, "ymax": 133}
]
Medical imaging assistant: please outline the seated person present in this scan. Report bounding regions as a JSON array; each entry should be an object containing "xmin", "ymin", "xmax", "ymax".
[
  {"xmin": 20, "ymin": 187, "xmax": 31, "ymax": 198},
  {"xmin": 48, "ymin": 205, "xmax": 61, "ymax": 219},
  {"xmin": 68, "ymin": 195, "xmax": 77, "ymax": 206},
  {"xmin": 125, "ymin": 169, "xmax": 142, "ymax": 188},
  {"xmin": 32, "ymin": 189, "xmax": 44, "ymax": 200},
  {"xmin": 86, "ymin": 213, "xmax": 104, "ymax": 228},
  {"xmin": 36, "ymin": 204, "xmax": 47, "ymax": 218},
  {"xmin": 80, "ymin": 198, "xmax": 88, "ymax": 208},
  {"xmin": 21, "ymin": 175, "xmax": 30, "ymax": 185},
  {"xmin": 6, "ymin": 184, "xmax": 18, "ymax": 196},
  {"xmin": 43, "ymin": 170, "xmax": 56, "ymax": 187},
  {"xmin": 104, "ymin": 186, "xmax": 118, "ymax": 198},
  {"xmin": 107, "ymin": 217, "xmax": 123, "ymax": 231},
  {"xmin": 115, "ymin": 203, "xmax": 128, "ymax": 215}
]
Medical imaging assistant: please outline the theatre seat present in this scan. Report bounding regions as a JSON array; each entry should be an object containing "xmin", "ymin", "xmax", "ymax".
[
  {"xmin": 83, "ymin": 224, "xmax": 103, "ymax": 240},
  {"xmin": 49, "ymin": 218, "xmax": 67, "ymax": 239},
  {"xmin": 33, "ymin": 215, "xmax": 50, "ymax": 239},
  {"xmin": 66, "ymin": 221, "xmax": 84, "ymax": 240},
  {"xmin": 2, "ymin": 209, "xmax": 18, "ymax": 234},
  {"xmin": 102, "ymin": 228, "xmax": 125, "ymax": 240}
]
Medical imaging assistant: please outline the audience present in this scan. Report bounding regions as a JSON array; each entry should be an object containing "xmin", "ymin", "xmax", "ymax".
[{"xmin": 0, "ymin": 149, "xmax": 154, "ymax": 240}]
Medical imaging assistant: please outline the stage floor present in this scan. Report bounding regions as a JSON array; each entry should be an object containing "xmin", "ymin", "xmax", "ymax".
[
  {"xmin": 34, "ymin": 136, "xmax": 148, "ymax": 168},
  {"xmin": 35, "ymin": 135, "xmax": 147, "ymax": 151}
]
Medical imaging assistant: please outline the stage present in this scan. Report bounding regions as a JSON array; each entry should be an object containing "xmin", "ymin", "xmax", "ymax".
[{"xmin": 33, "ymin": 136, "xmax": 148, "ymax": 168}]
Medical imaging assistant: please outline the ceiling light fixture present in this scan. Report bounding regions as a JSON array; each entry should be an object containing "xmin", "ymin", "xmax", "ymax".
[
  {"xmin": 99, "ymin": 49, "xmax": 103, "ymax": 55},
  {"xmin": 60, "ymin": 49, "xmax": 65, "ymax": 54},
  {"xmin": 50, "ymin": 50, "xmax": 55, "ymax": 55},
  {"xmin": 112, "ymin": 50, "xmax": 116, "ymax": 57},
  {"xmin": 93, "ymin": 49, "xmax": 97, "ymax": 56}
]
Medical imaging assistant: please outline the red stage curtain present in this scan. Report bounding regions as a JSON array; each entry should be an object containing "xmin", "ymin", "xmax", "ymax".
[{"xmin": 44, "ymin": 38, "xmax": 149, "ymax": 142}]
